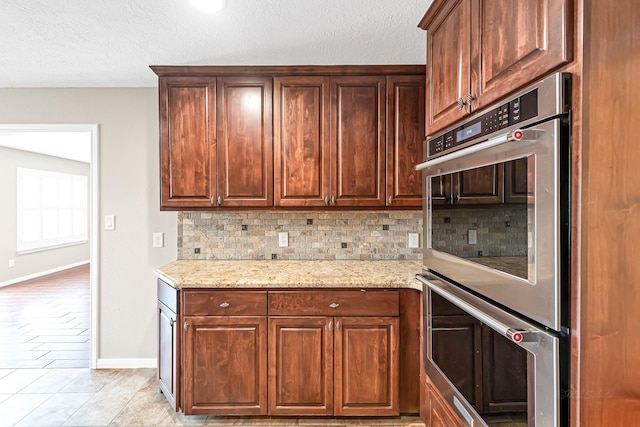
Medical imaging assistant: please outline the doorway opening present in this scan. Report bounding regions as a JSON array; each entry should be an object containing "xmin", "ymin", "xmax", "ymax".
[{"xmin": 0, "ymin": 124, "xmax": 99, "ymax": 369}]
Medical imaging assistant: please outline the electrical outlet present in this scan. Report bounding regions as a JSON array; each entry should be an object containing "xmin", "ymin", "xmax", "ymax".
[
  {"xmin": 408, "ymin": 233, "xmax": 420, "ymax": 248},
  {"xmin": 8, "ymin": 259, "xmax": 15, "ymax": 268},
  {"xmin": 153, "ymin": 232, "xmax": 164, "ymax": 248},
  {"xmin": 278, "ymin": 232, "xmax": 288, "ymax": 247},
  {"xmin": 468, "ymin": 229, "xmax": 477, "ymax": 245}
]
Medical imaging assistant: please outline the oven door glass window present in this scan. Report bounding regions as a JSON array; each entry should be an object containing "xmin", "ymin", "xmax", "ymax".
[
  {"xmin": 429, "ymin": 156, "xmax": 534, "ymax": 280},
  {"xmin": 430, "ymin": 292, "xmax": 531, "ymax": 426}
]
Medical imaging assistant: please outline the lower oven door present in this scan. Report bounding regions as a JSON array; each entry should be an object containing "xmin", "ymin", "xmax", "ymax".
[{"xmin": 417, "ymin": 274, "xmax": 565, "ymax": 427}]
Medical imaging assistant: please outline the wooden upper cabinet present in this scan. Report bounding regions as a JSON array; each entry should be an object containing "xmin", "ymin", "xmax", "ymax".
[
  {"xmin": 330, "ymin": 76, "xmax": 386, "ymax": 207},
  {"xmin": 217, "ymin": 77, "xmax": 273, "ymax": 207},
  {"xmin": 454, "ymin": 163, "xmax": 504, "ymax": 205},
  {"xmin": 472, "ymin": 0, "xmax": 572, "ymax": 110},
  {"xmin": 419, "ymin": 0, "xmax": 572, "ymax": 135},
  {"xmin": 386, "ymin": 76, "xmax": 425, "ymax": 208},
  {"xmin": 274, "ymin": 77, "xmax": 331, "ymax": 207},
  {"xmin": 422, "ymin": 0, "xmax": 472, "ymax": 134},
  {"xmin": 159, "ymin": 76, "xmax": 216, "ymax": 209}
]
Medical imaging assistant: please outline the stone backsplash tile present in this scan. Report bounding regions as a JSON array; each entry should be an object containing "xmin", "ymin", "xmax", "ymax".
[
  {"xmin": 178, "ymin": 211, "xmax": 423, "ymax": 261},
  {"xmin": 431, "ymin": 205, "xmax": 528, "ymax": 257}
]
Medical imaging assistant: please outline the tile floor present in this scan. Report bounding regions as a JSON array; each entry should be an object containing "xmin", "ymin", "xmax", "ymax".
[
  {"xmin": 0, "ymin": 367, "xmax": 425, "ymax": 426},
  {"xmin": 0, "ymin": 268, "xmax": 425, "ymax": 427}
]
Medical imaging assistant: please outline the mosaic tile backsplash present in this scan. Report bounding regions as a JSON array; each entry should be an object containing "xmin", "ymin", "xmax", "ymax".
[
  {"xmin": 431, "ymin": 205, "xmax": 528, "ymax": 257},
  {"xmin": 178, "ymin": 211, "xmax": 423, "ymax": 261}
]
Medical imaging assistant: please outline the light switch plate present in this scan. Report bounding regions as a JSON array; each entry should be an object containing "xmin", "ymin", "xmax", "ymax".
[
  {"xmin": 104, "ymin": 215, "xmax": 115, "ymax": 231},
  {"xmin": 278, "ymin": 232, "xmax": 288, "ymax": 247},
  {"xmin": 408, "ymin": 233, "xmax": 420, "ymax": 248},
  {"xmin": 153, "ymin": 232, "xmax": 164, "ymax": 248}
]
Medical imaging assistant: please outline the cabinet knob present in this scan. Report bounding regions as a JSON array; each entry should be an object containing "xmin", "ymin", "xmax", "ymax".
[
  {"xmin": 331, "ymin": 196, "xmax": 336, "ymax": 205},
  {"xmin": 457, "ymin": 97, "xmax": 466, "ymax": 110},
  {"xmin": 169, "ymin": 318, "xmax": 175, "ymax": 327},
  {"xmin": 388, "ymin": 196, "xmax": 393, "ymax": 204},
  {"xmin": 328, "ymin": 320, "xmax": 333, "ymax": 331},
  {"xmin": 325, "ymin": 196, "xmax": 329, "ymax": 206},
  {"xmin": 336, "ymin": 321, "xmax": 341, "ymax": 330},
  {"xmin": 183, "ymin": 321, "xmax": 189, "ymax": 332},
  {"xmin": 329, "ymin": 302, "xmax": 339, "ymax": 309},
  {"xmin": 217, "ymin": 196, "xmax": 222, "ymax": 206},
  {"xmin": 219, "ymin": 302, "xmax": 230, "ymax": 308}
]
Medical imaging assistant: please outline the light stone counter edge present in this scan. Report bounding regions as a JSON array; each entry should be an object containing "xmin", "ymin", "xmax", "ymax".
[{"xmin": 154, "ymin": 260, "xmax": 424, "ymax": 291}]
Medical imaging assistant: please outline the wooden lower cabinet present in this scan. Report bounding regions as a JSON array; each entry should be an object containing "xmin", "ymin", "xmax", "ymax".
[
  {"xmin": 167, "ymin": 288, "xmax": 415, "ymax": 417},
  {"xmin": 421, "ymin": 374, "xmax": 464, "ymax": 427},
  {"xmin": 269, "ymin": 315, "xmax": 399, "ymax": 417},
  {"xmin": 268, "ymin": 317, "xmax": 334, "ymax": 415},
  {"xmin": 334, "ymin": 316, "xmax": 399, "ymax": 416},
  {"xmin": 157, "ymin": 280, "xmax": 180, "ymax": 411},
  {"xmin": 182, "ymin": 315, "xmax": 268, "ymax": 415}
]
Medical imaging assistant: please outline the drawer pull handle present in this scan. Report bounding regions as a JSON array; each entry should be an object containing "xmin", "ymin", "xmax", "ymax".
[
  {"xmin": 220, "ymin": 302, "xmax": 230, "ymax": 308},
  {"xmin": 329, "ymin": 302, "xmax": 339, "ymax": 309}
]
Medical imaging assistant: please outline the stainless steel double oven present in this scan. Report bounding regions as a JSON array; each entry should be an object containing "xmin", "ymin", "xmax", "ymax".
[{"xmin": 416, "ymin": 73, "xmax": 571, "ymax": 426}]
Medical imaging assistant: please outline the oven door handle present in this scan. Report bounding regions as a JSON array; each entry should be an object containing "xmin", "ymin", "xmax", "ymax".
[
  {"xmin": 415, "ymin": 128, "xmax": 543, "ymax": 172},
  {"xmin": 416, "ymin": 274, "xmax": 545, "ymax": 343}
]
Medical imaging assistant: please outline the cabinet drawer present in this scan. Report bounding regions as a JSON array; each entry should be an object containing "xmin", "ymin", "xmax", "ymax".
[
  {"xmin": 183, "ymin": 290, "xmax": 267, "ymax": 316},
  {"xmin": 158, "ymin": 279, "xmax": 179, "ymax": 313},
  {"xmin": 269, "ymin": 290, "xmax": 399, "ymax": 316}
]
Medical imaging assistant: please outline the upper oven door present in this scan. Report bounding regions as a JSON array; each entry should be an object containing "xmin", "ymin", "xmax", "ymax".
[{"xmin": 419, "ymin": 117, "xmax": 567, "ymax": 331}]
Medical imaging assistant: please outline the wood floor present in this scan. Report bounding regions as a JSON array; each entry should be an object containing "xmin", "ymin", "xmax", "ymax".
[{"xmin": 0, "ymin": 265, "xmax": 90, "ymax": 369}]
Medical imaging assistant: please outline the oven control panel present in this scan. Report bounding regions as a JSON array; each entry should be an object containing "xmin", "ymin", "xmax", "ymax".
[{"xmin": 428, "ymin": 89, "xmax": 538, "ymax": 157}]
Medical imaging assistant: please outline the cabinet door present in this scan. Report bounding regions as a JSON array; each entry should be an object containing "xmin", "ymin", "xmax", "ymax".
[
  {"xmin": 430, "ymin": 175, "xmax": 452, "ymax": 206},
  {"xmin": 431, "ymin": 314, "xmax": 483, "ymax": 410},
  {"xmin": 274, "ymin": 77, "xmax": 331, "ymax": 207},
  {"xmin": 481, "ymin": 326, "xmax": 528, "ymax": 414},
  {"xmin": 505, "ymin": 157, "xmax": 534, "ymax": 203},
  {"xmin": 426, "ymin": 380, "xmax": 465, "ymax": 427},
  {"xmin": 159, "ymin": 76, "xmax": 216, "ymax": 209},
  {"xmin": 182, "ymin": 316, "xmax": 267, "ymax": 415},
  {"xmin": 471, "ymin": 0, "xmax": 572, "ymax": 110},
  {"xmin": 158, "ymin": 301, "xmax": 179, "ymax": 411},
  {"xmin": 334, "ymin": 317, "xmax": 399, "ymax": 416},
  {"xmin": 268, "ymin": 317, "xmax": 333, "ymax": 416},
  {"xmin": 454, "ymin": 163, "xmax": 504, "ymax": 204},
  {"xmin": 386, "ymin": 76, "xmax": 425, "ymax": 208},
  {"xmin": 217, "ymin": 77, "xmax": 273, "ymax": 207},
  {"xmin": 330, "ymin": 76, "xmax": 386, "ymax": 207},
  {"xmin": 422, "ymin": 0, "xmax": 472, "ymax": 135}
]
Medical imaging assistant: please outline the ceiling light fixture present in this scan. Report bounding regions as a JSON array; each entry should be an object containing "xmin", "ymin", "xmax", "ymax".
[{"xmin": 190, "ymin": 0, "xmax": 227, "ymax": 13}]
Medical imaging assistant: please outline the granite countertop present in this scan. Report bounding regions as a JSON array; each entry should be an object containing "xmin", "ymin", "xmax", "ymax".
[{"xmin": 154, "ymin": 260, "xmax": 424, "ymax": 291}]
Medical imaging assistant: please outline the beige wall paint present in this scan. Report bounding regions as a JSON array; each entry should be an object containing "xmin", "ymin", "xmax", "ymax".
[
  {"xmin": 0, "ymin": 147, "xmax": 90, "ymax": 283},
  {"xmin": 0, "ymin": 88, "xmax": 177, "ymax": 363}
]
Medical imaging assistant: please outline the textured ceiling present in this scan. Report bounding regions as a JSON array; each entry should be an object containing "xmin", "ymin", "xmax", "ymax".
[{"xmin": 0, "ymin": 0, "xmax": 429, "ymax": 87}]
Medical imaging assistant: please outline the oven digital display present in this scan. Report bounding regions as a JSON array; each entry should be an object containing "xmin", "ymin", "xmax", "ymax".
[{"xmin": 456, "ymin": 121, "xmax": 482, "ymax": 143}]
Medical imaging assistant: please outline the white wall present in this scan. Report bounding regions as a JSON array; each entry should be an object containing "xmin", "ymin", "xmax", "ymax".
[
  {"xmin": 0, "ymin": 147, "xmax": 90, "ymax": 284},
  {"xmin": 0, "ymin": 88, "xmax": 177, "ymax": 364}
]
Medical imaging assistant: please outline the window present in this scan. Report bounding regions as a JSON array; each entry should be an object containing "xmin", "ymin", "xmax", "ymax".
[{"xmin": 17, "ymin": 168, "xmax": 88, "ymax": 253}]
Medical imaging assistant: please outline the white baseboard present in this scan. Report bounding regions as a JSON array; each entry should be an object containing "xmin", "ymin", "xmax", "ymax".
[
  {"xmin": 0, "ymin": 259, "xmax": 90, "ymax": 288},
  {"xmin": 96, "ymin": 358, "xmax": 157, "ymax": 369}
]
